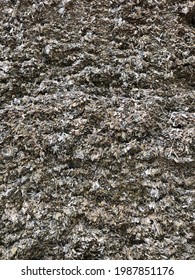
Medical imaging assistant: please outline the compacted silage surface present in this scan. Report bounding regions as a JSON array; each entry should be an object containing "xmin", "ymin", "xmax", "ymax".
[{"xmin": 0, "ymin": 0, "xmax": 195, "ymax": 259}]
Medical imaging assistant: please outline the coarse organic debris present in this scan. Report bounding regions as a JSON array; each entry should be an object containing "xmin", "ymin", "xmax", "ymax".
[{"xmin": 0, "ymin": 0, "xmax": 194, "ymax": 260}]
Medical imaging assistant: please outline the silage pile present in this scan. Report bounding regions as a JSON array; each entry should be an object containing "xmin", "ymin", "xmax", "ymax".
[{"xmin": 0, "ymin": 0, "xmax": 194, "ymax": 259}]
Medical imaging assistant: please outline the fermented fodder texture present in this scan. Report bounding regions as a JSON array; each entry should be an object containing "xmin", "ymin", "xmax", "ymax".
[{"xmin": 0, "ymin": 0, "xmax": 194, "ymax": 260}]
